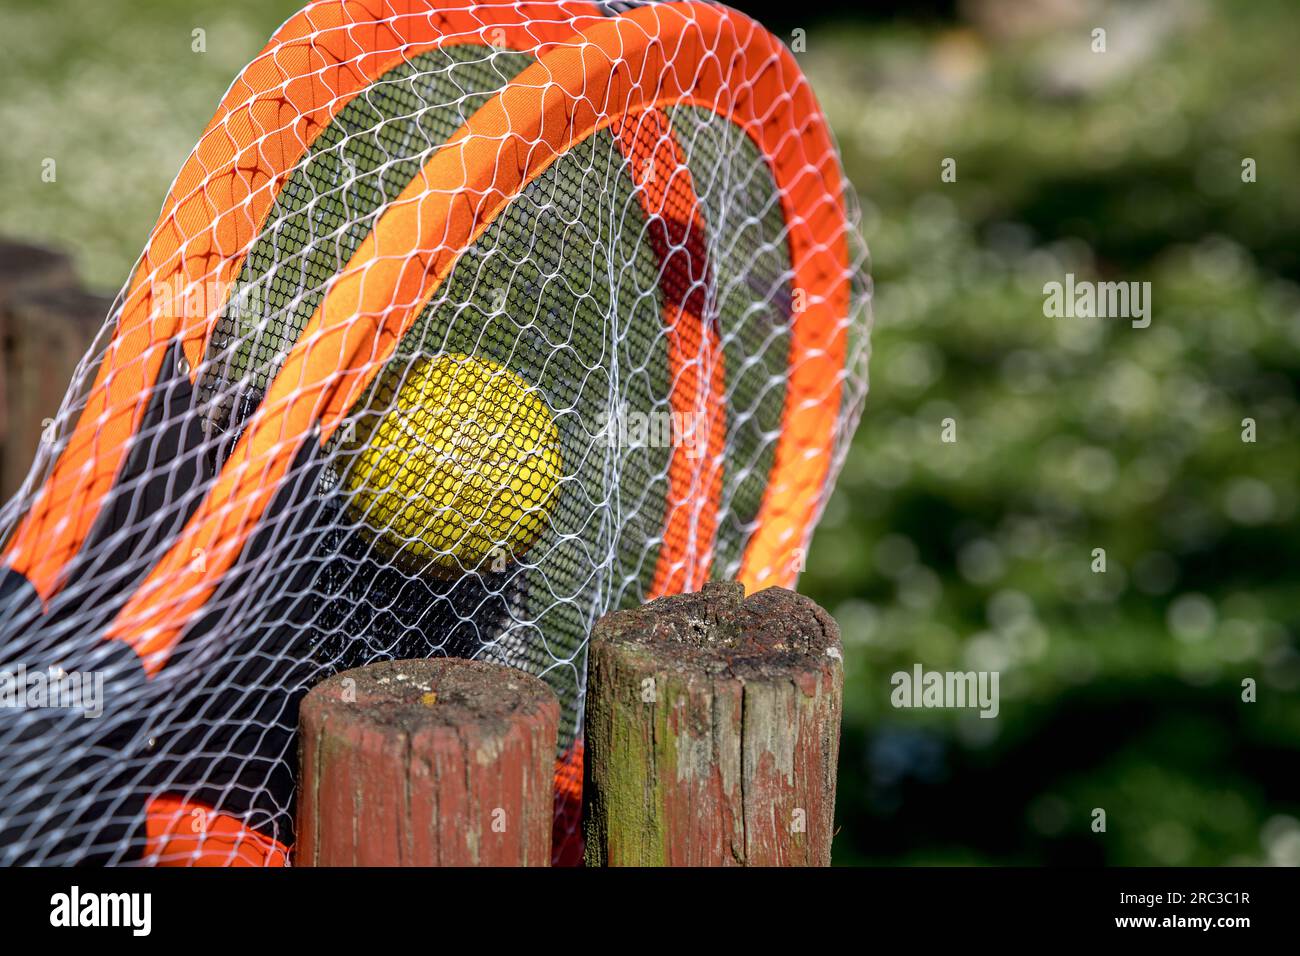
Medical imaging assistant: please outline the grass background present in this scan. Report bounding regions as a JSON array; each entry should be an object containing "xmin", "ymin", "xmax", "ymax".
[{"xmin": 0, "ymin": 0, "xmax": 1297, "ymax": 864}]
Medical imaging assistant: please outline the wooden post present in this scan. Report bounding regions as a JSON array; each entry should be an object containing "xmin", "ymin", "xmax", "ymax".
[
  {"xmin": 297, "ymin": 658, "xmax": 559, "ymax": 866},
  {"xmin": 584, "ymin": 581, "xmax": 844, "ymax": 866},
  {"xmin": 0, "ymin": 243, "xmax": 109, "ymax": 499},
  {"xmin": 0, "ymin": 240, "xmax": 77, "ymax": 304}
]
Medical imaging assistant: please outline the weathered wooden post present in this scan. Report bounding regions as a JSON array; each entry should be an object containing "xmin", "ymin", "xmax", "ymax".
[
  {"xmin": 0, "ymin": 240, "xmax": 108, "ymax": 499},
  {"xmin": 584, "ymin": 581, "xmax": 844, "ymax": 866},
  {"xmin": 297, "ymin": 658, "xmax": 559, "ymax": 866},
  {"xmin": 0, "ymin": 240, "xmax": 77, "ymax": 303}
]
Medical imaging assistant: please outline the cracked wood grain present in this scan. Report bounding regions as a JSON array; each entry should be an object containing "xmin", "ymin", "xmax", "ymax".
[
  {"xmin": 297, "ymin": 658, "xmax": 558, "ymax": 866},
  {"xmin": 584, "ymin": 582, "xmax": 843, "ymax": 866}
]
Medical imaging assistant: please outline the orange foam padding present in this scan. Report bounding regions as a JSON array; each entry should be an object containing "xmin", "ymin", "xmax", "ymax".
[
  {"xmin": 551, "ymin": 740, "xmax": 585, "ymax": 866},
  {"xmin": 145, "ymin": 794, "xmax": 290, "ymax": 866}
]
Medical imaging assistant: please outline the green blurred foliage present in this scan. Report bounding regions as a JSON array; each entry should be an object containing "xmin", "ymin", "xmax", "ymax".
[
  {"xmin": 0, "ymin": 0, "xmax": 1296, "ymax": 865},
  {"xmin": 0, "ymin": 0, "xmax": 291, "ymax": 288},
  {"xmin": 799, "ymin": 0, "xmax": 1300, "ymax": 864}
]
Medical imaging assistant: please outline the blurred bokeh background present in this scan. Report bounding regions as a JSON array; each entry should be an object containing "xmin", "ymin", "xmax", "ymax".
[{"xmin": 1, "ymin": 0, "xmax": 1297, "ymax": 865}]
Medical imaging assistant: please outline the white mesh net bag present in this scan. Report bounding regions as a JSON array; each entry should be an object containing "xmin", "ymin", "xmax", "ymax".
[{"xmin": 0, "ymin": 0, "xmax": 871, "ymax": 865}]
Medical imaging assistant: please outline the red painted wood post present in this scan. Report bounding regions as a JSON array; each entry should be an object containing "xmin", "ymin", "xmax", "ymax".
[
  {"xmin": 583, "ymin": 581, "xmax": 844, "ymax": 866},
  {"xmin": 297, "ymin": 658, "xmax": 559, "ymax": 866}
]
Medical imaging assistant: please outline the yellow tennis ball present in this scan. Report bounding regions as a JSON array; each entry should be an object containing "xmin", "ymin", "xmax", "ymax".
[{"xmin": 341, "ymin": 353, "xmax": 563, "ymax": 572}]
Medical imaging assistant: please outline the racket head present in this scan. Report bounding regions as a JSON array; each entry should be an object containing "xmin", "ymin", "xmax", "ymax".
[{"xmin": 0, "ymin": 0, "xmax": 871, "ymax": 865}]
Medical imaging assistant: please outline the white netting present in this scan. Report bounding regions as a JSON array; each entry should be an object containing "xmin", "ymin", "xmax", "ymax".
[{"xmin": 0, "ymin": 0, "xmax": 870, "ymax": 865}]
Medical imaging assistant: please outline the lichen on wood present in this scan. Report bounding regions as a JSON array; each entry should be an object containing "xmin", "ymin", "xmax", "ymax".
[{"xmin": 584, "ymin": 582, "xmax": 843, "ymax": 866}]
